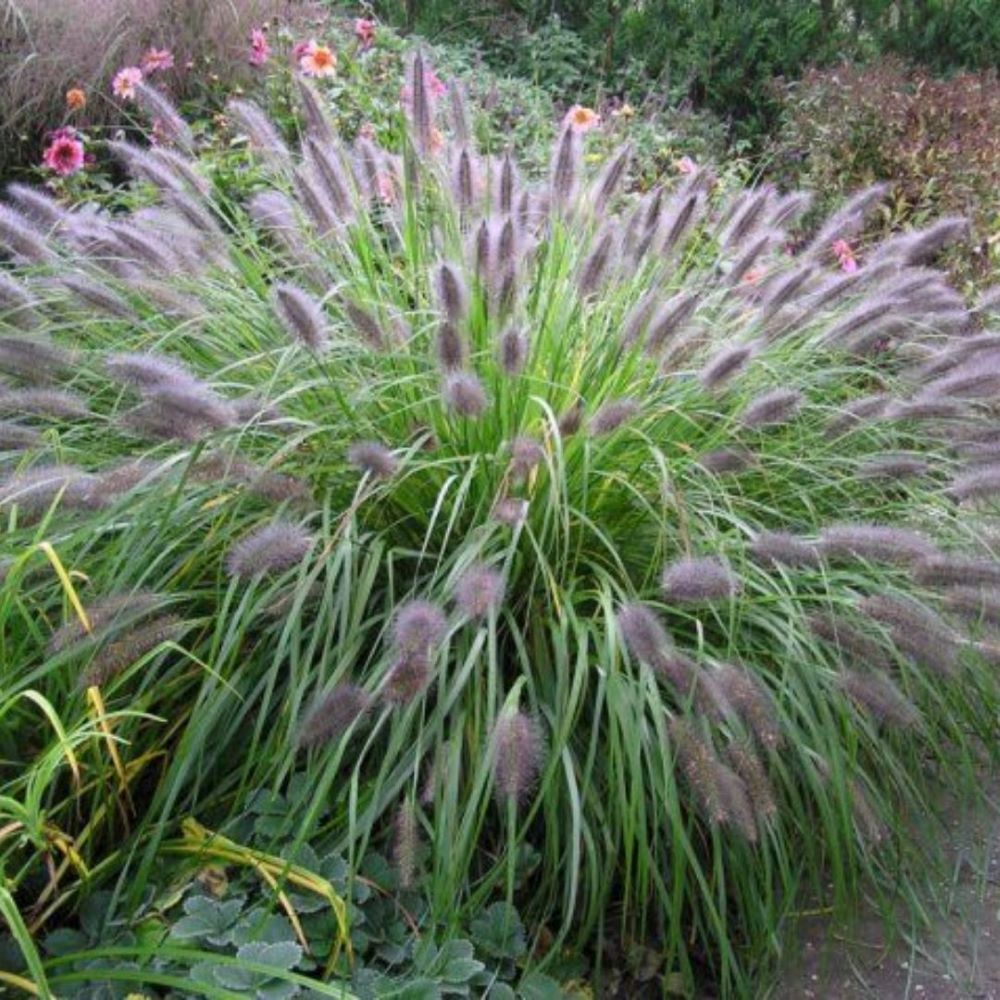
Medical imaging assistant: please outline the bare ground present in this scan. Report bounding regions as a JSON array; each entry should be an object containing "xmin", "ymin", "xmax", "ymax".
[{"xmin": 767, "ymin": 774, "xmax": 1000, "ymax": 1000}]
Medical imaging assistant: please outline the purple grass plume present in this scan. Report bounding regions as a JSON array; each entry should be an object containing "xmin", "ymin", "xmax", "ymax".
[
  {"xmin": 393, "ymin": 802, "xmax": 420, "ymax": 890},
  {"xmin": 820, "ymin": 523, "xmax": 936, "ymax": 565},
  {"xmin": 662, "ymin": 556, "xmax": 741, "ymax": 604},
  {"xmin": 858, "ymin": 593, "xmax": 960, "ymax": 677},
  {"xmin": 492, "ymin": 496, "xmax": 528, "ymax": 526},
  {"xmin": 347, "ymin": 441, "xmax": 398, "ymax": 480},
  {"xmin": 749, "ymin": 530, "xmax": 821, "ymax": 568},
  {"xmin": 498, "ymin": 325, "xmax": 528, "ymax": 375},
  {"xmin": 48, "ymin": 590, "xmax": 164, "ymax": 655},
  {"xmin": 297, "ymin": 683, "xmax": 372, "ymax": 750},
  {"xmin": 669, "ymin": 717, "xmax": 756, "ymax": 840},
  {"xmin": 508, "ymin": 436, "xmax": 545, "ymax": 481},
  {"xmin": 454, "ymin": 564, "xmax": 506, "ymax": 619},
  {"xmin": 838, "ymin": 669, "xmax": 920, "ymax": 728},
  {"xmin": 226, "ymin": 522, "xmax": 314, "ymax": 578},
  {"xmin": 80, "ymin": 615, "xmax": 185, "ymax": 689},
  {"xmin": 491, "ymin": 710, "xmax": 545, "ymax": 806},
  {"xmin": 589, "ymin": 398, "xmax": 639, "ymax": 437},
  {"xmin": 912, "ymin": 554, "xmax": 1000, "ymax": 590},
  {"xmin": 433, "ymin": 262, "xmax": 469, "ymax": 324},
  {"xmin": 714, "ymin": 663, "xmax": 783, "ymax": 749},
  {"xmin": 739, "ymin": 389, "xmax": 803, "ymax": 429},
  {"xmin": 697, "ymin": 447, "xmax": 756, "ymax": 475},
  {"xmin": 443, "ymin": 372, "xmax": 488, "ymax": 418},
  {"xmin": 271, "ymin": 283, "xmax": 329, "ymax": 352}
]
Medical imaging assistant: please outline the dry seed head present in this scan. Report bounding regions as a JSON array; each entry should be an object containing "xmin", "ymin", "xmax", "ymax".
[
  {"xmin": 454, "ymin": 564, "xmax": 505, "ymax": 619},
  {"xmin": 134, "ymin": 83, "xmax": 194, "ymax": 153},
  {"xmin": 807, "ymin": 611, "xmax": 894, "ymax": 671},
  {"xmin": 343, "ymin": 300, "xmax": 388, "ymax": 352},
  {"xmin": 297, "ymin": 683, "xmax": 372, "ymax": 750},
  {"xmin": 293, "ymin": 165, "xmax": 339, "ymax": 236},
  {"xmin": 714, "ymin": 663, "xmax": 782, "ymax": 749},
  {"xmin": 577, "ymin": 226, "xmax": 617, "ymax": 297},
  {"xmin": 0, "ymin": 272, "xmax": 42, "ymax": 329},
  {"xmin": 226, "ymin": 521, "xmax": 314, "ymax": 578},
  {"xmin": 838, "ymin": 669, "xmax": 920, "ymax": 728},
  {"xmin": 449, "ymin": 82, "xmax": 472, "ymax": 145},
  {"xmin": 806, "ymin": 183, "xmax": 889, "ymax": 259},
  {"xmin": 670, "ymin": 717, "xmax": 754, "ymax": 837},
  {"xmin": 497, "ymin": 153, "xmax": 519, "ymax": 216},
  {"xmin": 347, "ymin": 441, "xmax": 398, "ymax": 480},
  {"xmin": 408, "ymin": 51, "xmax": 435, "ymax": 157},
  {"xmin": 726, "ymin": 741, "xmax": 777, "ymax": 827},
  {"xmin": 858, "ymin": 593, "xmax": 960, "ymax": 676},
  {"xmin": 393, "ymin": 802, "xmax": 420, "ymax": 890},
  {"xmin": 48, "ymin": 590, "xmax": 164, "ymax": 655},
  {"xmin": 491, "ymin": 710, "xmax": 545, "ymax": 805},
  {"xmin": 79, "ymin": 614, "xmax": 185, "ymax": 689},
  {"xmin": 661, "ymin": 557, "xmax": 741, "ymax": 604},
  {"xmin": 452, "ymin": 146, "xmax": 475, "ymax": 215},
  {"xmin": 382, "ymin": 650, "xmax": 433, "ymax": 704},
  {"xmin": 824, "ymin": 394, "xmax": 890, "ymax": 438}
]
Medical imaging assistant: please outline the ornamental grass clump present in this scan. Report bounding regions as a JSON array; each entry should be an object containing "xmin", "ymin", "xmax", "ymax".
[{"xmin": 2, "ymin": 65, "xmax": 1000, "ymax": 997}]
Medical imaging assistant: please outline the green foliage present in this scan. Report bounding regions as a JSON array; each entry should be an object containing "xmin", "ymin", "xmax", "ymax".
[{"xmin": 1, "ymin": 43, "xmax": 1000, "ymax": 1000}]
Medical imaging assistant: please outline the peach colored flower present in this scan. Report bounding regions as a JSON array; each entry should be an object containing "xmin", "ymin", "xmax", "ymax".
[
  {"xmin": 832, "ymin": 238, "xmax": 858, "ymax": 273},
  {"xmin": 249, "ymin": 27, "xmax": 270, "ymax": 66},
  {"xmin": 42, "ymin": 128, "xmax": 85, "ymax": 176},
  {"xmin": 676, "ymin": 156, "xmax": 697, "ymax": 175},
  {"xmin": 359, "ymin": 122, "xmax": 376, "ymax": 141},
  {"xmin": 376, "ymin": 172, "xmax": 396, "ymax": 204},
  {"xmin": 65, "ymin": 88, "xmax": 87, "ymax": 111},
  {"xmin": 112, "ymin": 66, "xmax": 143, "ymax": 100},
  {"xmin": 563, "ymin": 105, "xmax": 600, "ymax": 132},
  {"xmin": 299, "ymin": 40, "xmax": 336, "ymax": 78},
  {"xmin": 400, "ymin": 69, "xmax": 447, "ymax": 108},
  {"xmin": 141, "ymin": 48, "xmax": 174, "ymax": 73},
  {"xmin": 354, "ymin": 18, "xmax": 376, "ymax": 49}
]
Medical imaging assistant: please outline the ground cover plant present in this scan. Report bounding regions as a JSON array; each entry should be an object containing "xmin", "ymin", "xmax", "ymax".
[
  {"xmin": 769, "ymin": 58, "xmax": 1000, "ymax": 289},
  {"xmin": 2, "ymin": 45, "xmax": 1000, "ymax": 998}
]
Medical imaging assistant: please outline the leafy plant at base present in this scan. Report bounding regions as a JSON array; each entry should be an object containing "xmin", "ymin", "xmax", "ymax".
[{"xmin": 2, "ymin": 55, "xmax": 1000, "ymax": 997}]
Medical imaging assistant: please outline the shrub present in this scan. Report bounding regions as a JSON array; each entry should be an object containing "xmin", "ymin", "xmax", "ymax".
[
  {"xmin": 2, "ymin": 57, "xmax": 1000, "ymax": 996},
  {"xmin": 0, "ymin": 0, "xmax": 290, "ymax": 178},
  {"xmin": 769, "ymin": 59, "xmax": 1000, "ymax": 286}
]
